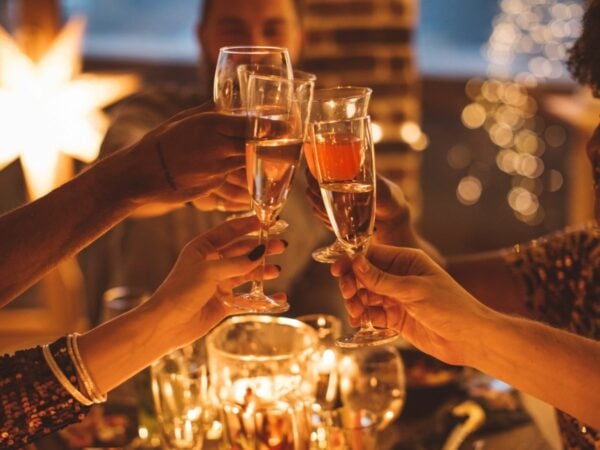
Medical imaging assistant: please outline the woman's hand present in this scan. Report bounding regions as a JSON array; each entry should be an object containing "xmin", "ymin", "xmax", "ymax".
[
  {"xmin": 150, "ymin": 216, "xmax": 286, "ymax": 345},
  {"xmin": 331, "ymin": 245, "xmax": 492, "ymax": 366}
]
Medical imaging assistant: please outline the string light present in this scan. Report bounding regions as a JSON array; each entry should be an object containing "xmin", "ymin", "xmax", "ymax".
[{"xmin": 450, "ymin": 0, "xmax": 582, "ymax": 224}]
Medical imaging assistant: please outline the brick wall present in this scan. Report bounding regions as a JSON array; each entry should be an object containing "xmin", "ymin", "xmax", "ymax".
[{"xmin": 303, "ymin": 0, "xmax": 424, "ymax": 217}]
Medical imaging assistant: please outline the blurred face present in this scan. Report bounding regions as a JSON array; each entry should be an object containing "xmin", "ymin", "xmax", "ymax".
[{"xmin": 198, "ymin": 0, "xmax": 303, "ymax": 70}]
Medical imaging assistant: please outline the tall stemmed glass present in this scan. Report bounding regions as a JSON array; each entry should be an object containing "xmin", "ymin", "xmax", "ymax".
[
  {"xmin": 226, "ymin": 73, "xmax": 314, "ymax": 313},
  {"xmin": 214, "ymin": 46, "xmax": 292, "ymax": 114},
  {"xmin": 305, "ymin": 87, "xmax": 372, "ymax": 263},
  {"xmin": 310, "ymin": 116, "xmax": 398, "ymax": 346}
]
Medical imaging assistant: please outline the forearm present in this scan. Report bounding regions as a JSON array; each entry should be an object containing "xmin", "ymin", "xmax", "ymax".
[
  {"xmin": 468, "ymin": 311, "xmax": 600, "ymax": 428},
  {"xmin": 0, "ymin": 146, "xmax": 156, "ymax": 306},
  {"xmin": 77, "ymin": 297, "xmax": 190, "ymax": 394}
]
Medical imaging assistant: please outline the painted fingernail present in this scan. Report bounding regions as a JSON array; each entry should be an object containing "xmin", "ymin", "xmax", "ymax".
[
  {"xmin": 276, "ymin": 215, "xmax": 281, "ymax": 221},
  {"xmin": 373, "ymin": 226, "xmax": 378, "ymax": 232},
  {"xmin": 275, "ymin": 264, "xmax": 282, "ymax": 272},
  {"xmin": 248, "ymin": 244, "xmax": 266, "ymax": 261},
  {"xmin": 281, "ymin": 239, "xmax": 289, "ymax": 248}
]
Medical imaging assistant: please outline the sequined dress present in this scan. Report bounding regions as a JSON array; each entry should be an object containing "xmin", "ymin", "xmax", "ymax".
[
  {"xmin": 0, "ymin": 337, "xmax": 90, "ymax": 449},
  {"xmin": 505, "ymin": 222, "xmax": 600, "ymax": 449}
]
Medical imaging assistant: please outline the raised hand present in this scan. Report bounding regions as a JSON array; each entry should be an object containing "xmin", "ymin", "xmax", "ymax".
[{"xmin": 331, "ymin": 244, "xmax": 491, "ymax": 366}]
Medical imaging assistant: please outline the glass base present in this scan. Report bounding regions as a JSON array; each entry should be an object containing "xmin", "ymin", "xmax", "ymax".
[
  {"xmin": 312, "ymin": 240, "xmax": 346, "ymax": 264},
  {"xmin": 224, "ymin": 292, "xmax": 289, "ymax": 314},
  {"xmin": 336, "ymin": 328, "xmax": 399, "ymax": 348}
]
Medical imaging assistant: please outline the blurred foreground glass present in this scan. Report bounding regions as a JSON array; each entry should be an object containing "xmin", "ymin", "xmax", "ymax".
[
  {"xmin": 339, "ymin": 346, "xmax": 405, "ymax": 431},
  {"xmin": 310, "ymin": 116, "xmax": 398, "ymax": 347},
  {"xmin": 309, "ymin": 407, "xmax": 378, "ymax": 450},
  {"xmin": 207, "ymin": 315, "xmax": 319, "ymax": 449},
  {"xmin": 305, "ymin": 87, "xmax": 372, "ymax": 264},
  {"xmin": 151, "ymin": 348, "xmax": 206, "ymax": 450},
  {"xmin": 297, "ymin": 314, "xmax": 342, "ymax": 409},
  {"xmin": 226, "ymin": 72, "xmax": 314, "ymax": 313}
]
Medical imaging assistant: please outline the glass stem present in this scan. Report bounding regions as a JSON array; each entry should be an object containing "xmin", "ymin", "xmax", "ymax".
[
  {"xmin": 250, "ymin": 219, "xmax": 269, "ymax": 296},
  {"xmin": 360, "ymin": 309, "xmax": 376, "ymax": 332}
]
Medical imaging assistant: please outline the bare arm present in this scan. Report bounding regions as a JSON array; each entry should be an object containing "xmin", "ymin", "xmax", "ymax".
[
  {"xmin": 475, "ymin": 310, "xmax": 600, "ymax": 428},
  {"xmin": 333, "ymin": 246, "xmax": 600, "ymax": 428},
  {"xmin": 0, "ymin": 150, "xmax": 141, "ymax": 306},
  {"xmin": 0, "ymin": 110, "xmax": 247, "ymax": 307}
]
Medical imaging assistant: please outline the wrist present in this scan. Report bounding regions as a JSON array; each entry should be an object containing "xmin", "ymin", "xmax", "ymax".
[
  {"xmin": 101, "ymin": 137, "xmax": 170, "ymax": 208},
  {"xmin": 461, "ymin": 306, "xmax": 508, "ymax": 370}
]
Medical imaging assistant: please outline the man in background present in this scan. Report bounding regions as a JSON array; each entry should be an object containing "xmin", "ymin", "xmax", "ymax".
[{"xmin": 81, "ymin": 0, "xmax": 335, "ymax": 323}]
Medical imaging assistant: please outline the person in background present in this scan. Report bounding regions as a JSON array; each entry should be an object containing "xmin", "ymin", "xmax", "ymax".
[
  {"xmin": 84, "ymin": 0, "xmax": 416, "ymax": 324},
  {"xmin": 0, "ymin": 108, "xmax": 288, "ymax": 448},
  {"xmin": 330, "ymin": 1, "xmax": 600, "ymax": 446}
]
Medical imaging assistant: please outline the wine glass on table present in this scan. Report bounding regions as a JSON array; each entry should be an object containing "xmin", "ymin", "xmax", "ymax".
[
  {"xmin": 305, "ymin": 87, "xmax": 372, "ymax": 263},
  {"xmin": 224, "ymin": 73, "xmax": 314, "ymax": 313},
  {"xmin": 339, "ymin": 346, "xmax": 405, "ymax": 431},
  {"xmin": 309, "ymin": 115, "xmax": 398, "ymax": 346}
]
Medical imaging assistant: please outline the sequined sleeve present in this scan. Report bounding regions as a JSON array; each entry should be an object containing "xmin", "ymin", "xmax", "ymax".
[
  {"xmin": 504, "ymin": 222, "xmax": 600, "ymax": 338},
  {"xmin": 504, "ymin": 223, "xmax": 600, "ymax": 449},
  {"xmin": 0, "ymin": 337, "xmax": 90, "ymax": 449}
]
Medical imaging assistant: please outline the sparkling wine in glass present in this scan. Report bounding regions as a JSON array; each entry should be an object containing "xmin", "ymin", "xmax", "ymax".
[
  {"xmin": 339, "ymin": 346, "xmax": 405, "ymax": 430},
  {"xmin": 225, "ymin": 73, "xmax": 314, "ymax": 313},
  {"xmin": 310, "ymin": 116, "xmax": 398, "ymax": 347},
  {"xmin": 306, "ymin": 87, "xmax": 372, "ymax": 263}
]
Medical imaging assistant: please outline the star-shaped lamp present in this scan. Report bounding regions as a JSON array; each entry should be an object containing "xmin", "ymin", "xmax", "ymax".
[{"xmin": 0, "ymin": 18, "xmax": 139, "ymax": 198}]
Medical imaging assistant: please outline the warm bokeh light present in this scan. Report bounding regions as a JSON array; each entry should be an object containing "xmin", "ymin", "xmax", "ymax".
[
  {"xmin": 371, "ymin": 121, "xmax": 383, "ymax": 144},
  {"xmin": 449, "ymin": 0, "xmax": 582, "ymax": 225},
  {"xmin": 456, "ymin": 176, "xmax": 483, "ymax": 205},
  {"xmin": 0, "ymin": 18, "xmax": 139, "ymax": 198}
]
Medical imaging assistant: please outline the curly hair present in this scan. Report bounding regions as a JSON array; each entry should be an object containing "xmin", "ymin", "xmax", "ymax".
[{"xmin": 567, "ymin": 0, "xmax": 600, "ymax": 96}]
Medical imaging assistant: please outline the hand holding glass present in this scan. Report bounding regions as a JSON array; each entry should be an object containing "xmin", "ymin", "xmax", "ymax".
[{"xmin": 310, "ymin": 116, "xmax": 398, "ymax": 347}]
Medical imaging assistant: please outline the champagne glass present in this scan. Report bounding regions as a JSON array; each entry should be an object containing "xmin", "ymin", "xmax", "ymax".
[
  {"xmin": 339, "ymin": 346, "xmax": 405, "ymax": 431},
  {"xmin": 225, "ymin": 73, "xmax": 314, "ymax": 313},
  {"xmin": 214, "ymin": 46, "xmax": 292, "ymax": 114},
  {"xmin": 310, "ymin": 116, "xmax": 398, "ymax": 346},
  {"xmin": 306, "ymin": 87, "xmax": 372, "ymax": 263},
  {"xmin": 213, "ymin": 46, "xmax": 305, "ymax": 233}
]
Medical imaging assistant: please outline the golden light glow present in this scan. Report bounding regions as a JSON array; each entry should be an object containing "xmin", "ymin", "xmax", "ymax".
[
  {"xmin": 450, "ymin": 0, "xmax": 582, "ymax": 224},
  {"xmin": 0, "ymin": 18, "xmax": 139, "ymax": 198}
]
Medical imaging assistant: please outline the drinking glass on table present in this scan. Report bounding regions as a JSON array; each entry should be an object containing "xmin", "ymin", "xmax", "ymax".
[
  {"xmin": 339, "ymin": 346, "xmax": 405, "ymax": 431},
  {"xmin": 309, "ymin": 116, "xmax": 398, "ymax": 347},
  {"xmin": 224, "ymin": 72, "xmax": 313, "ymax": 313},
  {"xmin": 305, "ymin": 87, "xmax": 372, "ymax": 263}
]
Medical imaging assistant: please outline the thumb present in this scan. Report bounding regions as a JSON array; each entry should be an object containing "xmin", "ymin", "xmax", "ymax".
[{"xmin": 352, "ymin": 254, "xmax": 415, "ymax": 298}]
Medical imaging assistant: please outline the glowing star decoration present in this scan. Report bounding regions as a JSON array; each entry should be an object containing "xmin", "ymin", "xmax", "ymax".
[{"xmin": 0, "ymin": 18, "xmax": 139, "ymax": 198}]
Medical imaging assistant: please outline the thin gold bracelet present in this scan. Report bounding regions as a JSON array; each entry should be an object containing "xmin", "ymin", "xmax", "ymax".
[
  {"xmin": 69, "ymin": 333, "xmax": 107, "ymax": 404},
  {"xmin": 42, "ymin": 344, "xmax": 93, "ymax": 406}
]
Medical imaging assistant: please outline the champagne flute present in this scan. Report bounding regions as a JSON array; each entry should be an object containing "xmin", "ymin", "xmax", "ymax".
[
  {"xmin": 339, "ymin": 346, "xmax": 405, "ymax": 431},
  {"xmin": 305, "ymin": 87, "xmax": 372, "ymax": 263},
  {"xmin": 225, "ymin": 73, "xmax": 314, "ymax": 313},
  {"xmin": 214, "ymin": 46, "xmax": 292, "ymax": 115},
  {"xmin": 310, "ymin": 116, "xmax": 398, "ymax": 346}
]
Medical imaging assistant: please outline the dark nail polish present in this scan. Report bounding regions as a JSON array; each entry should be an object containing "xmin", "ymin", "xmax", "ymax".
[
  {"xmin": 186, "ymin": 202, "xmax": 195, "ymax": 209},
  {"xmin": 281, "ymin": 239, "xmax": 289, "ymax": 248},
  {"xmin": 373, "ymin": 226, "xmax": 378, "ymax": 232},
  {"xmin": 275, "ymin": 264, "xmax": 282, "ymax": 272},
  {"xmin": 276, "ymin": 215, "xmax": 281, "ymax": 221},
  {"xmin": 248, "ymin": 244, "xmax": 266, "ymax": 261}
]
